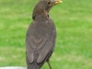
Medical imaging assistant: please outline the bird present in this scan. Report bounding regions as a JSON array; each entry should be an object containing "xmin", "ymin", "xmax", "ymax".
[{"xmin": 26, "ymin": 0, "xmax": 62, "ymax": 69}]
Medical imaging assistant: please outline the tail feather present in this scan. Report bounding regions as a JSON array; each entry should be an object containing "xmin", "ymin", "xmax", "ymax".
[
  {"xmin": 26, "ymin": 50, "xmax": 42, "ymax": 69},
  {"xmin": 27, "ymin": 62, "xmax": 40, "ymax": 69}
]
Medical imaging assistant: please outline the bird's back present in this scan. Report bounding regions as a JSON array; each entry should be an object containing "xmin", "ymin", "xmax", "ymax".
[{"xmin": 26, "ymin": 18, "xmax": 56, "ymax": 69}]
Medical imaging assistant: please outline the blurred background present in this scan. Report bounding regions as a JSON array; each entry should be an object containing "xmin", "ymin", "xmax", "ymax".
[{"xmin": 0, "ymin": 0, "xmax": 92, "ymax": 69}]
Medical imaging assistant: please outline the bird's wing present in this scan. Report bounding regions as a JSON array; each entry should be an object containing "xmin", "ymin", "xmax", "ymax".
[
  {"xmin": 26, "ymin": 30, "xmax": 56, "ymax": 63},
  {"xmin": 37, "ymin": 36, "xmax": 55, "ymax": 63},
  {"xmin": 26, "ymin": 36, "xmax": 35, "ymax": 63}
]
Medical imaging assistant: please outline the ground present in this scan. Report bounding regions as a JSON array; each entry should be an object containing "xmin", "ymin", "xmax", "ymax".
[{"xmin": 0, "ymin": 0, "xmax": 92, "ymax": 69}]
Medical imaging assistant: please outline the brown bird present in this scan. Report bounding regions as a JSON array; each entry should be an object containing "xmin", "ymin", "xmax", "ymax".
[{"xmin": 26, "ymin": 0, "xmax": 62, "ymax": 69}]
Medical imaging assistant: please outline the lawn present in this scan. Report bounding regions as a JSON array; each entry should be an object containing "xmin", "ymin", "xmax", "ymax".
[{"xmin": 0, "ymin": 0, "xmax": 92, "ymax": 69}]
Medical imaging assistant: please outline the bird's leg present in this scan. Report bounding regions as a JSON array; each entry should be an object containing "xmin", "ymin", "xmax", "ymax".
[{"xmin": 47, "ymin": 59, "xmax": 52, "ymax": 69}]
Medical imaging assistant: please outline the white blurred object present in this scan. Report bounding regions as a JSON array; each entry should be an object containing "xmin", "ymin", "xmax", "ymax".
[{"xmin": 0, "ymin": 66, "xmax": 26, "ymax": 69}]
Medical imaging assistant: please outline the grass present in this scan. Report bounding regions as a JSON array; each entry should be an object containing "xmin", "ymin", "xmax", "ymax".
[{"xmin": 0, "ymin": 0, "xmax": 92, "ymax": 69}]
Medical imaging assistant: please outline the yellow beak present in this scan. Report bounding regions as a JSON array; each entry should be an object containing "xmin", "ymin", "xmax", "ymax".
[{"xmin": 55, "ymin": 0, "xmax": 62, "ymax": 5}]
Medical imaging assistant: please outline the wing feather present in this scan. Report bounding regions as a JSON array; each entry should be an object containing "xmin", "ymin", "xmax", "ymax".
[{"xmin": 26, "ymin": 20, "xmax": 56, "ymax": 63}]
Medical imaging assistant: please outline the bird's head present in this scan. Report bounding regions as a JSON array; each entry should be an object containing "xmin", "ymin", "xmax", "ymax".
[
  {"xmin": 43, "ymin": 0, "xmax": 62, "ymax": 12},
  {"xmin": 32, "ymin": 0, "xmax": 62, "ymax": 20}
]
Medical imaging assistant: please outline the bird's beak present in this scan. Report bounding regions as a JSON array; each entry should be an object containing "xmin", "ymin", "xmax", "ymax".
[{"xmin": 54, "ymin": 0, "xmax": 62, "ymax": 5}]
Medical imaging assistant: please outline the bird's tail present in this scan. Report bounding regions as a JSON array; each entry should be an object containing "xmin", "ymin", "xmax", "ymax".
[
  {"xmin": 26, "ymin": 50, "xmax": 42, "ymax": 69},
  {"xmin": 27, "ymin": 62, "xmax": 40, "ymax": 69}
]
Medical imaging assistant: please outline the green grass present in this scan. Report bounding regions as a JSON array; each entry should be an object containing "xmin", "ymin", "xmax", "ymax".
[{"xmin": 0, "ymin": 0, "xmax": 92, "ymax": 69}]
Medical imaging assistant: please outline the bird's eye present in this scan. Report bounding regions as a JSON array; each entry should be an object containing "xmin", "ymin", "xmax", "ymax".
[{"xmin": 48, "ymin": 2, "xmax": 50, "ymax": 4}]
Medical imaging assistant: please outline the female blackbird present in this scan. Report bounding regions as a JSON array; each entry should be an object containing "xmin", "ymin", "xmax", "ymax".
[{"xmin": 26, "ymin": 0, "xmax": 62, "ymax": 69}]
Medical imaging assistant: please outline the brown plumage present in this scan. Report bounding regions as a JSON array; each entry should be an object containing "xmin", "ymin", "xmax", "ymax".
[{"xmin": 26, "ymin": 0, "xmax": 61, "ymax": 69}]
